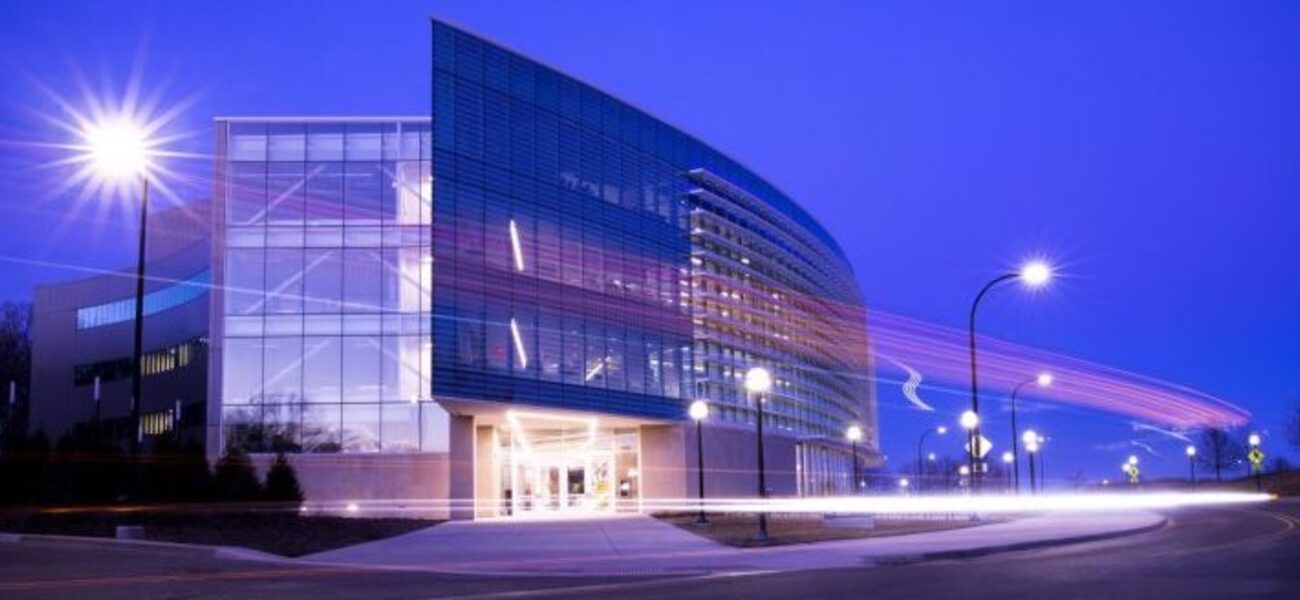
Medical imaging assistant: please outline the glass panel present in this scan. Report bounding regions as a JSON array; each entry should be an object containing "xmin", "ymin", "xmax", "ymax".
[
  {"xmin": 344, "ymin": 161, "xmax": 384, "ymax": 223},
  {"xmin": 265, "ymin": 249, "xmax": 303, "ymax": 314},
  {"xmin": 222, "ymin": 406, "xmax": 263, "ymax": 452},
  {"xmin": 222, "ymin": 338, "xmax": 263, "ymax": 405},
  {"xmin": 229, "ymin": 122, "xmax": 267, "ymax": 161},
  {"xmin": 341, "ymin": 336, "xmax": 380, "ymax": 402},
  {"xmin": 302, "ymin": 403, "xmax": 341, "ymax": 453},
  {"xmin": 342, "ymin": 404, "xmax": 380, "ymax": 452},
  {"xmin": 303, "ymin": 337, "xmax": 341, "ymax": 403},
  {"xmin": 305, "ymin": 162, "xmax": 344, "ymax": 225},
  {"xmin": 382, "ymin": 403, "xmax": 419, "ymax": 452},
  {"xmin": 307, "ymin": 123, "xmax": 344, "ymax": 161},
  {"xmin": 267, "ymin": 162, "xmax": 305, "ymax": 225},
  {"xmin": 303, "ymin": 249, "xmax": 342, "ymax": 313},
  {"xmin": 346, "ymin": 123, "xmax": 383, "ymax": 161},
  {"xmin": 224, "ymin": 249, "xmax": 264, "ymax": 316},
  {"xmin": 344, "ymin": 249, "xmax": 382, "ymax": 313},
  {"xmin": 262, "ymin": 337, "xmax": 302, "ymax": 404},
  {"xmin": 227, "ymin": 162, "xmax": 266, "ymax": 227},
  {"xmin": 267, "ymin": 123, "xmax": 306, "ymax": 161}
]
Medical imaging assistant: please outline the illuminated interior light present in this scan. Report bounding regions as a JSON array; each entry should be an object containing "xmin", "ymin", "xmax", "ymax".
[
  {"xmin": 510, "ymin": 318, "xmax": 528, "ymax": 369},
  {"xmin": 509, "ymin": 219, "xmax": 525, "ymax": 272},
  {"xmin": 584, "ymin": 359, "xmax": 605, "ymax": 381}
]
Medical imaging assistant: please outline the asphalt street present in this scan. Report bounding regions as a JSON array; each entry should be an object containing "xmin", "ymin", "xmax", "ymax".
[{"xmin": 2, "ymin": 502, "xmax": 1298, "ymax": 599}]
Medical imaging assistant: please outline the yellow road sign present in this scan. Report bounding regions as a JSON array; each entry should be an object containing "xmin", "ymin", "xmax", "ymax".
[{"xmin": 1249, "ymin": 448, "xmax": 1265, "ymax": 466}]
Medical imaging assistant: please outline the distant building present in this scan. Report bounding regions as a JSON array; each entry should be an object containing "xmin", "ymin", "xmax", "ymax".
[
  {"xmin": 30, "ymin": 19, "xmax": 879, "ymax": 518},
  {"xmin": 30, "ymin": 200, "xmax": 210, "ymax": 447}
]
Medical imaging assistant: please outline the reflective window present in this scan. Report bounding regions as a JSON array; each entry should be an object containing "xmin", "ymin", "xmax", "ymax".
[
  {"xmin": 220, "ymin": 119, "xmax": 435, "ymax": 455},
  {"xmin": 77, "ymin": 269, "xmax": 211, "ymax": 330}
]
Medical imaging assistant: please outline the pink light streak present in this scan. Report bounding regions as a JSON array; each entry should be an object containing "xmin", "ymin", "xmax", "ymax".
[{"xmin": 869, "ymin": 312, "xmax": 1249, "ymax": 429}]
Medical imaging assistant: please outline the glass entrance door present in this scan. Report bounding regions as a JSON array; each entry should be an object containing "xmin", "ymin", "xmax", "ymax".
[{"xmin": 496, "ymin": 412, "xmax": 631, "ymax": 517}]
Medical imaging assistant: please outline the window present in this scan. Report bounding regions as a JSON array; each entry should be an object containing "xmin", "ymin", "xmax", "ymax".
[
  {"xmin": 228, "ymin": 162, "xmax": 266, "ymax": 226},
  {"xmin": 78, "ymin": 269, "xmax": 211, "ymax": 330}
]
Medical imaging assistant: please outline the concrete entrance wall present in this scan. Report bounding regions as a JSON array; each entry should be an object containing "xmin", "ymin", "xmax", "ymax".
[
  {"xmin": 250, "ymin": 453, "xmax": 450, "ymax": 518},
  {"xmin": 641, "ymin": 423, "xmax": 801, "ymax": 501}
]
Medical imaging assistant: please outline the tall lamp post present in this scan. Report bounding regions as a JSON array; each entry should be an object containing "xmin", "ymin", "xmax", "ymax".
[
  {"xmin": 1185, "ymin": 445, "xmax": 1197, "ymax": 491},
  {"xmin": 1248, "ymin": 433, "xmax": 1263, "ymax": 492},
  {"xmin": 1023, "ymin": 430, "xmax": 1040, "ymax": 494},
  {"xmin": 79, "ymin": 119, "xmax": 156, "ymax": 458},
  {"xmin": 916, "ymin": 425, "xmax": 947, "ymax": 493},
  {"xmin": 1035, "ymin": 433, "xmax": 1047, "ymax": 492},
  {"xmin": 745, "ymin": 366, "xmax": 773, "ymax": 542},
  {"xmin": 1008, "ymin": 372, "xmax": 1051, "ymax": 495},
  {"xmin": 967, "ymin": 261, "xmax": 1052, "ymax": 490},
  {"xmin": 846, "ymin": 425, "xmax": 863, "ymax": 495},
  {"xmin": 689, "ymin": 400, "xmax": 710, "ymax": 524},
  {"xmin": 959, "ymin": 410, "xmax": 980, "ymax": 492}
]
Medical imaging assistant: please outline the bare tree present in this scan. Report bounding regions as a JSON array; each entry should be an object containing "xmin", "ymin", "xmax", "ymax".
[
  {"xmin": 0, "ymin": 302, "xmax": 32, "ymax": 442},
  {"xmin": 1197, "ymin": 428, "xmax": 1247, "ymax": 482}
]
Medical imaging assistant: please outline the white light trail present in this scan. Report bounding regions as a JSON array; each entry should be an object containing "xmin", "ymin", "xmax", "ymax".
[
  {"xmin": 885, "ymin": 356, "xmax": 933, "ymax": 411},
  {"xmin": 635, "ymin": 492, "xmax": 1271, "ymax": 515},
  {"xmin": 1131, "ymin": 422, "xmax": 1193, "ymax": 443},
  {"xmin": 295, "ymin": 491, "xmax": 1271, "ymax": 518}
]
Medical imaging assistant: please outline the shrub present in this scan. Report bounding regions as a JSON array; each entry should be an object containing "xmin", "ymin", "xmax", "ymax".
[
  {"xmin": 0, "ymin": 429, "xmax": 49, "ymax": 505},
  {"xmin": 135, "ymin": 438, "xmax": 212, "ymax": 502},
  {"xmin": 212, "ymin": 447, "xmax": 262, "ymax": 502},
  {"xmin": 263, "ymin": 451, "xmax": 304, "ymax": 506}
]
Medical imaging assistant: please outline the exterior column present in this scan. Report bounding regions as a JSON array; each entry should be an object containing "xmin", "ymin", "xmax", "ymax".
[{"xmin": 448, "ymin": 414, "xmax": 476, "ymax": 520}]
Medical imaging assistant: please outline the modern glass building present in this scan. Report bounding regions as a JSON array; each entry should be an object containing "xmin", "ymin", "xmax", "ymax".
[{"xmin": 203, "ymin": 19, "xmax": 879, "ymax": 518}]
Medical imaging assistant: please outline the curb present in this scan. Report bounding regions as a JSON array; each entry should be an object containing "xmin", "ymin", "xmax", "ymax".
[
  {"xmin": 868, "ymin": 516, "xmax": 1169, "ymax": 566},
  {"xmin": 0, "ymin": 531, "xmax": 290, "ymax": 563}
]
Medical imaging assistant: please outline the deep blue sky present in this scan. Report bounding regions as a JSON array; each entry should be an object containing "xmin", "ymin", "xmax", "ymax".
[{"xmin": 2, "ymin": 1, "xmax": 1298, "ymax": 483}]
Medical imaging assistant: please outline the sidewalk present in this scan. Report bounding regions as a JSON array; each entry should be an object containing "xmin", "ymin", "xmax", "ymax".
[{"xmin": 303, "ymin": 511, "xmax": 1166, "ymax": 575}]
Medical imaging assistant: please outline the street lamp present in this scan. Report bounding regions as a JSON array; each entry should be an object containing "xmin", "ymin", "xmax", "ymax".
[
  {"xmin": 1008, "ymin": 372, "xmax": 1051, "ymax": 495},
  {"xmin": 846, "ymin": 425, "xmax": 863, "ymax": 495},
  {"xmin": 1035, "ymin": 433, "xmax": 1047, "ymax": 492},
  {"xmin": 689, "ymin": 400, "xmax": 710, "ymax": 524},
  {"xmin": 79, "ymin": 118, "xmax": 155, "ymax": 458},
  {"xmin": 898, "ymin": 478, "xmax": 910, "ymax": 494},
  {"xmin": 916, "ymin": 425, "xmax": 947, "ymax": 493},
  {"xmin": 967, "ymin": 261, "xmax": 1053, "ymax": 492},
  {"xmin": 1125, "ymin": 455, "xmax": 1140, "ymax": 486},
  {"xmin": 1023, "ymin": 430, "xmax": 1040, "ymax": 494},
  {"xmin": 1247, "ymin": 433, "xmax": 1262, "ymax": 492},
  {"xmin": 745, "ymin": 366, "xmax": 773, "ymax": 542},
  {"xmin": 1186, "ymin": 445, "xmax": 1197, "ymax": 491}
]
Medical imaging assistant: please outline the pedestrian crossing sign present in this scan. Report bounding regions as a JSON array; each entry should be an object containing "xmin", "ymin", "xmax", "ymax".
[{"xmin": 1249, "ymin": 448, "xmax": 1265, "ymax": 466}]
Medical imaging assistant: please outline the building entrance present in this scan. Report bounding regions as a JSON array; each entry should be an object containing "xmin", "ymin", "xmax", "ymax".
[{"xmin": 496, "ymin": 411, "xmax": 640, "ymax": 517}]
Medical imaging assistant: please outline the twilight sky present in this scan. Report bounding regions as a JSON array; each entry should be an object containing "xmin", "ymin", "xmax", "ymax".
[{"xmin": 1, "ymin": 1, "xmax": 1297, "ymax": 483}]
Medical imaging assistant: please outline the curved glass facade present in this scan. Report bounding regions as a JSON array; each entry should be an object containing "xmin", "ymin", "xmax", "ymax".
[{"xmin": 430, "ymin": 21, "xmax": 875, "ymax": 441}]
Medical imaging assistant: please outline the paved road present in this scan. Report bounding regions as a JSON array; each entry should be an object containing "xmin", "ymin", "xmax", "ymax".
[{"xmin": 2, "ymin": 502, "xmax": 1298, "ymax": 599}]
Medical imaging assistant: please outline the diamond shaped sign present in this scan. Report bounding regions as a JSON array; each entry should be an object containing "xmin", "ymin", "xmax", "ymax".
[{"xmin": 966, "ymin": 435, "xmax": 993, "ymax": 459}]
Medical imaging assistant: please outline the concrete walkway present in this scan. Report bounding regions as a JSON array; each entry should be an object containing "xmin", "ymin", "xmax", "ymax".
[{"xmin": 303, "ymin": 511, "xmax": 1166, "ymax": 576}]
